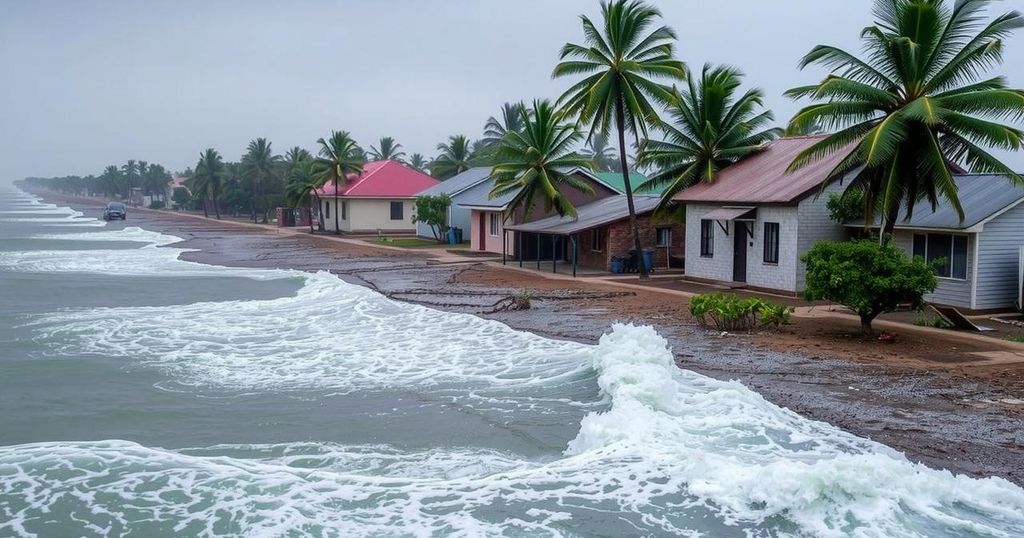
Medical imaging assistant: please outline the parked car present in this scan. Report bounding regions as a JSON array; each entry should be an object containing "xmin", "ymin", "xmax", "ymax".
[{"xmin": 103, "ymin": 202, "xmax": 127, "ymax": 220}]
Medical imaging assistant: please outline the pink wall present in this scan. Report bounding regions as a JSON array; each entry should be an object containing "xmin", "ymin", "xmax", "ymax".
[{"xmin": 470, "ymin": 209, "xmax": 515, "ymax": 254}]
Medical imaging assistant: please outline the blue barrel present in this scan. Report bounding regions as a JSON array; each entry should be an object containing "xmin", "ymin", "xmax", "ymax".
[
  {"xmin": 609, "ymin": 257, "xmax": 624, "ymax": 274},
  {"xmin": 447, "ymin": 227, "xmax": 458, "ymax": 245},
  {"xmin": 641, "ymin": 248, "xmax": 654, "ymax": 272}
]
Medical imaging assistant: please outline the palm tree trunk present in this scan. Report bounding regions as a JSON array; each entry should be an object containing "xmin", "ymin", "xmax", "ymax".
[
  {"xmin": 307, "ymin": 202, "xmax": 314, "ymax": 234},
  {"xmin": 214, "ymin": 196, "xmax": 221, "ymax": 220},
  {"xmin": 201, "ymin": 197, "xmax": 209, "ymax": 219},
  {"xmin": 615, "ymin": 97, "xmax": 649, "ymax": 279},
  {"xmin": 879, "ymin": 201, "xmax": 899, "ymax": 245},
  {"xmin": 333, "ymin": 178, "xmax": 340, "ymax": 235}
]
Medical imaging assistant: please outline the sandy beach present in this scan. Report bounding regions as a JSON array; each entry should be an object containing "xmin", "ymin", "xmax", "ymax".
[{"xmin": 33, "ymin": 190, "xmax": 1024, "ymax": 486}]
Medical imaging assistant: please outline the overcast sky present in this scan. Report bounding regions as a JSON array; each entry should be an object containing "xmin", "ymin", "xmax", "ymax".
[{"xmin": 2, "ymin": 0, "xmax": 1023, "ymax": 181}]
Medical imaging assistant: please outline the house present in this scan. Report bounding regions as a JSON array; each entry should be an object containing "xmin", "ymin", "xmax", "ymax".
[
  {"xmin": 847, "ymin": 174, "xmax": 1024, "ymax": 311},
  {"xmin": 315, "ymin": 160, "xmax": 439, "ymax": 234},
  {"xmin": 673, "ymin": 135, "xmax": 850, "ymax": 293},
  {"xmin": 414, "ymin": 167, "xmax": 492, "ymax": 241},
  {"xmin": 457, "ymin": 169, "xmax": 622, "ymax": 255}
]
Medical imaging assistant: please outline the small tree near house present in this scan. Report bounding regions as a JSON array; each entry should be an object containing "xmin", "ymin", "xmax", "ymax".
[
  {"xmin": 412, "ymin": 194, "xmax": 452, "ymax": 242},
  {"xmin": 802, "ymin": 239, "xmax": 937, "ymax": 335}
]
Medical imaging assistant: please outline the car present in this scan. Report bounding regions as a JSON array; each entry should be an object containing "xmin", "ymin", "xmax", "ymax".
[{"xmin": 103, "ymin": 202, "xmax": 127, "ymax": 220}]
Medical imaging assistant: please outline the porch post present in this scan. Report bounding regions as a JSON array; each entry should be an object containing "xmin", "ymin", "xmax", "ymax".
[
  {"xmin": 571, "ymin": 235, "xmax": 578, "ymax": 278},
  {"xmin": 536, "ymin": 234, "xmax": 541, "ymax": 270},
  {"xmin": 518, "ymin": 232, "xmax": 523, "ymax": 268},
  {"xmin": 502, "ymin": 229, "xmax": 506, "ymax": 265},
  {"xmin": 552, "ymin": 235, "xmax": 557, "ymax": 273}
]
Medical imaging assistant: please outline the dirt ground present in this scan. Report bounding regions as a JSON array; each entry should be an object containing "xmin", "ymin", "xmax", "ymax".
[{"xmin": 27, "ymin": 190, "xmax": 1024, "ymax": 486}]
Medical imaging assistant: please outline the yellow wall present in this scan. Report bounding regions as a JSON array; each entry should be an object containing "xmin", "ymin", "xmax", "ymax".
[{"xmin": 322, "ymin": 198, "xmax": 415, "ymax": 233}]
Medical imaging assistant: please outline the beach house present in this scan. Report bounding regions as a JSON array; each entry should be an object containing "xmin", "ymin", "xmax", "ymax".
[
  {"xmin": 316, "ymin": 160, "xmax": 439, "ymax": 234},
  {"xmin": 414, "ymin": 167, "xmax": 492, "ymax": 241}
]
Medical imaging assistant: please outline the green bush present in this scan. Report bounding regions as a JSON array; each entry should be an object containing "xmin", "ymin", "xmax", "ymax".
[
  {"xmin": 913, "ymin": 310, "xmax": 951, "ymax": 328},
  {"xmin": 802, "ymin": 239, "xmax": 938, "ymax": 334},
  {"xmin": 826, "ymin": 189, "xmax": 866, "ymax": 224},
  {"xmin": 689, "ymin": 293, "xmax": 792, "ymax": 332},
  {"xmin": 148, "ymin": 200, "xmax": 165, "ymax": 209}
]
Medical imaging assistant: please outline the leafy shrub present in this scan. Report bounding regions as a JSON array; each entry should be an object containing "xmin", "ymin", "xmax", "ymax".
[
  {"xmin": 826, "ymin": 189, "xmax": 865, "ymax": 224},
  {"xmin": 411, "ymin": 194, "xmax": 452, "ymax": 242},
  {"xmin": 803, "ymin": 239, "xmax": 938, "ymax": 334},
  {"xmin": 913, "ymin": 310, "xmax": 951, "ymax": 328},
  {"xmin": 689, "ymin": 293, "xmax": 792, "ymax": 332},
  {"xmin": 148, "ymin": 200, "xmax": 165, "ymax": 209},
  {"xmin": 1005, "ymin": 335, "xmax": 1024, "ymax": 343}
]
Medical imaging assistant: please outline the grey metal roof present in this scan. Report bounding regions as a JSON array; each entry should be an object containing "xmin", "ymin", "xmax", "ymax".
[
  {"xmin": 416, "ymin": 167, "xmax": 491, "ymax": 198},
  {"xmin": 505, "ymin": 195, "xmax": 662, "ymax": 235},
  {"xmin": 847, "ymin": 174, "xmax": 1024, "ymax": 230},
  {"xmin": 455, "ymin": 176, "xmax": 520, "ymax": 209}
]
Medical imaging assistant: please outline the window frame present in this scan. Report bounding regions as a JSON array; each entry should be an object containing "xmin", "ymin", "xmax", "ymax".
[
  {"xmin": 341, "ymin": 200, "xmax": 347, "ymax": 220},
  {"xmin": 591, "ymin": 227, "xmax": 605, "ymax": 252},
  {"xmin": 489, "ymin": 212, "xmax": 499, "ymax": 237},
  {"xmin": 912, "ymin": 232, "xmax": 969, "ymax": 281},
  {"xmin": 324, "ymin": 200, "xmax": 330, "ymax": 219},
  {"xmin": 655, "ymin": 226, "xmax": 672, "ymax": 247},
  {"xmin": 763, "ymin": 222, "xmax": 780, "ymax": 265},
  {"xmin": 389, "ymin": 201, "xmax": 404, "ymax": 221},
  {"xmin": 699, "ymin": 219, "xmax": 714, "ymax": 257}
]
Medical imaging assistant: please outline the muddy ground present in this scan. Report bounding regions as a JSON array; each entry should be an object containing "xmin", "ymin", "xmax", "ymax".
[{"xmin": 31, "ymin": 192, "xmax": 1024, "ymax": 486}]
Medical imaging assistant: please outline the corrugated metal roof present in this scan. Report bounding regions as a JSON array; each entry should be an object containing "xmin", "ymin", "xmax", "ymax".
[
  {"xmin": 456, "ymin": 178, "xmax": 520, "ymax": 209},
  {"xmin": 416, "ymin": 167, "xmax": 491, "ymax": 198},
  {"xmin": 505, "ymin": 195, "xmax": 662, "ymax": 235},
  {"xmin": 588, "ymin": 171, "xmax": 661, "ymax": 195},
  {"xmin": 702, "ymin": 206, "xmax": 757, "ymax": 221},
  {"xmin": 673, "ymin": 136, "xmax": 851, "ymax": 204},
  {"xmin": 849, "ymin": 174, "xmax": 1024, "ymax": 230}
]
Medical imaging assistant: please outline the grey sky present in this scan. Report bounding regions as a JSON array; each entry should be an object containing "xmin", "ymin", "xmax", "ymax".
[{"xmin": 2, "ymin": 0, "xmax": 1023, "ymax": 181}]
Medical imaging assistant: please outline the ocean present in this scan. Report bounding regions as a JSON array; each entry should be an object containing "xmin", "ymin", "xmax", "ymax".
[{"xmin": 1, "ymin": 183, "xmax": 1023, "ymax": 537}]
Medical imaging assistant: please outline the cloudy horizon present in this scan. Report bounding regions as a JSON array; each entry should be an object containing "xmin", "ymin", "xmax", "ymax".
[{"xmin": 2, "ymin": 0, "xmax": 1023, "ymax": 180}]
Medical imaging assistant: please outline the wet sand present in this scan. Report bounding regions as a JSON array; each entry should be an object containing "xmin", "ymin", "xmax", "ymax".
[{"xmin": 31, "ymin": 191, "xmax": 1024, "ymax": 486}]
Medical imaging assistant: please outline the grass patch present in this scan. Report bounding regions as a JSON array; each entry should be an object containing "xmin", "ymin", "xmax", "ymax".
[
  {"xmin": 1007, "ymin": 335, "xmax": 1024, "ymax": 343},
  {"xmin": 372, "ymin": 237, "xmax": 445, "ymax": 248},
  {"xmin": 913, "ymin": 310, "xmax": 952, "ymax": 329}
]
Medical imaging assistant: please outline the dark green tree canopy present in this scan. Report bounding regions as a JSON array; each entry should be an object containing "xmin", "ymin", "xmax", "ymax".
[{"xmin": 431, "ymin": 135, "xmax": 474, "ymax": 180}]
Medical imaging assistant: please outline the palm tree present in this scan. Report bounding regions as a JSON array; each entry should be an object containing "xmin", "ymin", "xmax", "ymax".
[
  {"xmin": 241, "ymin": 138, "xmax": 281, "ymax": 223},
  {"xmin": 369, "ymin": 137, "xmax": 406, "ymax": 162},
  {"xmin": 193, "ymin": 149, "xmax": 226, "ymax": 219},
  {"xmin": 554, "ymin": 0, "xmax": 687, "ymax": 278},
  {"xmin": 101, "ymin": 165, "xmax": 122, "ymax": 198},
  {"xmin": 408, "ymin": 153, "xmax": 429, "ymax": 171},
  {"xmin": 490, "ymin": 99, "xmax": 595, "ymax": 219},
  {"xmin": 121, "ymin": 159, "xmax": 139, "ymax": 200},
  {"xmin": 284, "ymin": 146, "xmax": 313, "ymax": 171},
  {"xmin": 286, "ymin": 160, "xmax": 320, "ymax": 233},
  {"xmin": 482, "ymin": 102, "xmax": 527, "ymax": 149},
  {"xmin": 786, "ymin": 0, "xmax": 1024, "ymax": 239},
  {"xmin": 581, "ymin": 132, "xmax": 619, "ymax": 172},
  {"xmin": 638, "ymin": 64, "xmax": 782, "ymax": 210},
  {"xmin": 313, "ymin": 130, "xmax": 365, "ymax": 235},
  {"xmin": 431, "ymin": 135, "xmax": 474, "ymax": 180}
]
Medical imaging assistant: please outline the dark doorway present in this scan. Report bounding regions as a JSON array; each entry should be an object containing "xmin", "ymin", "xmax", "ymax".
[
  {"xmin": 478, "ymin": 212, "xmax": 486, "ymax": 251},
  {"xmin": 733, "ymin": 222, "xmax": 748, "ymax": 283}
]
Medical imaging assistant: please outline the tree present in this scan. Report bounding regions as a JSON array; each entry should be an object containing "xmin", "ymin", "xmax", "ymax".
[
  {"xmin": 803, "ymin": 239, "xmax": 938, "ymax": 334},
  {"xmin": 431, "ymin": 135, "xmax": 474, "ymax": 180},
  {"xmin": 171, "ymin": 186, "xmax": 191, "ymax": 210},
  {"xmin": 284, "ymin": 146, "xmax": 313, "ymax": 171},
  {"xmin": 100, "ymin": 165, "xmax": 122, "ymax": 198},
  {"xmin": 193, "ymin": 148, "xmax": 226, "ymax": 219},
  {"xmin": 482, "ymin": 102, "xmax": 526, "ymax": 150},
  {"xmin": 554, "ymin": 0, "xmax": 687, "ymax": 278},
  {"xmin": 121, "ymin": 159, "xmax": 139, "ymax": 199},
  {"xmin": 786, "ymin": 0, "xmax": 1024, "ymax": 241},
  {"xmin": 490, "ymin": 99, "xmax": 595, "ymax": 219},
  {"xmin": 412, "ymin": 194, "xmax": 452, "ymax": 242},
  {"xmin": 408, "ymin": 153, "xmax": 429, "ymax": 171},
  {"xmin": 286, "ymin": 160, "xmax": 320, "ymax": 233},
  {"xmin": 638, "ymin": 64, "xmax": 782, "ymax": 211},
  {"xmin": 581, "ymin": 132, "xmax": 619, "ymax": 172},
  {"xmin": 369, "ymin": 137, "xmax": 406, "ymax": 162},
  {"xmin": 313, "ymin": 130, "xmax": 365, "ymax": 235},
  {"xmin": 241, "ymin": 138, "xmax": 281, "ymax": 223}
]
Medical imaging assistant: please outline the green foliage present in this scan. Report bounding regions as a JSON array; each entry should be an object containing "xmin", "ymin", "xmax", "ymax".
[
  {"xmin": 411, "ymin": 194, "xmax": 452, "ymax": 242},
  {"xmin": 369, "ymin": 137, "xmax": 406, "ymax": 162},
  {"xmin": 826, "ymin": 189, "xmax": 866, "ymax": 223},
  {"xmin": 313, "ymin": 131, "xmax": 365, "ymax": 234},
  {"xmin": 481, "ymin": 103, "xmax": 526, "ymax": 152},
  {"xmin": 431, "ymin": 135, "xmax": 474, "ymax": 180},
  {"xmin": 689, "ymin": 293, "xmax": 792, "ymax": 332},
  {"xmin": 1007, "ymin": 335, "xmax": 1024, "ymax": 343},
  {"xmin": 147, "ymin": 200, "xmax": 165, "ymax": 209},
  {"xmin": 171, "ymin": 187, "xmax": 191, "ymax": 209},
  {"xmin": 639, "ymin": 64, "xmax": 782, "ymax": 212},
  {"xmin": 489, "ymin": 100, "xmax": 594, "ymax": 219},
  {"xmin": 786, "ymin": 0, "xmax": 1024, "ymax": 237},
  {"xmin": 913, "ymin": 310, "xmax": 952, "ymax": 328},
  {"xmin": 241, "ymin": 138, "xmax": 282, "ymax": 223},
  {"xmin": 802, "ymin": 239, "xmax": 938, "ymax": 334}
]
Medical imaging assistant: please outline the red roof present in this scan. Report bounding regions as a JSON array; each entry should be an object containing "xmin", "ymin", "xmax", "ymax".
[
  {"xmin": 315, "ymin": 160, "xmax": 439, "ymax": 198},
  {"xmin": 673, "ymin": 136, "xmax": 852, "ymax": 204}
]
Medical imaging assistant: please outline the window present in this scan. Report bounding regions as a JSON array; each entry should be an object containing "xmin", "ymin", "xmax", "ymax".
[
  {"xmin": 913, "ymin": 233, "xmax": 968, "ymax": 280},
  {"xmin": 324, "ymin": 200, "xmax": 330, "ymax": 219},
  {"xmin": 390, "ymin": 201, "xmax": 404, "ymax": 220},
  {"xmin": 341, "ymin": 201, "xmax": 347, "ymax": 220},
  {"xmin": 763, "ymin": 222, "xmax": 780, "ymax": 264},
  {"xmin": 489, "ymin": 213, "xmax": 499, "ymax": 236},
  {"xmin": 700, "ymin": 219, "xmax": 714, "ymax": 257},
  {"xmin": 591, "ymin": 227, "xmax": 605, "ymax": 252},
  {"xmin": 655, "ymin": 227, "xmax": 672, "ymax": 247}
]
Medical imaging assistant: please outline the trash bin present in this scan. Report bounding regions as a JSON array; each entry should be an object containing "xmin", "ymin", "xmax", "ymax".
[
  {"xmin": 641, "ymin": 248, "xmax": 654, "ymax": 273},
  {"xmin": 609, "ymin": 256, "xmax": 625, "ymax": 274},
  {"xmin": 454, "ymin": 227, "xmax": 463, "ymax": 243},
  {"xmin": 447, "ymin": 228, "xmax": 458, "ymax": 245}
]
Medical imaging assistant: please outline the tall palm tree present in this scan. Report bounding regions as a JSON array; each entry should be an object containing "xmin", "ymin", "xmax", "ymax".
[
  {"xmin": 121, "ymin": 159, "xmax": 139, "ymax": 200},
  {"xmin": 786, "ymin": 0, "xmax": 1024, "ymax": 239},
  {"xmin": 431, "ymin": 135, "xmax": 474, "ymax": 180},
  {"xmin": 490, "ymin": 100, "xmax": 595, "ymax": 219},
  {"xmin": 101, "ymin": 165, "xmax": 122, "ymax": 198},
  {"xmin": 284, "ymin": 146, "xmax": 313, "ymax": 171},
  {"xmin": 638, "ymin": 64, "xmax": 782, "ymax": 209},
  {"xmin": 193, "ymin": 148, "xmax": 226, "ymax": 219},
  {"xmin": 482, "ymin": 102, "xmax": 527, "ymax": 149},
  {"xmin": 313, "ymin": 130, "xmax": 365, "ymax": 235},
  {"xmin": 554, "ymin": 0, "xmax": 687, "ymax": 278},
  {"xmin": 581, "ymin": 132, "xmax": 619, "ymax": 172},
  {"xmin": 286, "ymin": 160, "xmax": 320, "ymax": 233},
  {"xmin": 241, "ymin": 138, "xmax": 281, "ymax": 223},
  {"xmin": 369, "ymin": 137, "xmax": 406, "ymax": 162},
  {"xmin": 408, "ymin": 153, "xmax": 428, "ymax": 171}
]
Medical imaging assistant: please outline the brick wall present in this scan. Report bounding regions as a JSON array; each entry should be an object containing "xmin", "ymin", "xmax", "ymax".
[{"xmin": 576, "ymin": 216, "xmax": 684, "ymax": 270}]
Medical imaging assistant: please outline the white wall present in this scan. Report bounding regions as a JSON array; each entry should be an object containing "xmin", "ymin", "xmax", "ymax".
[
  {"xmin": 322, "ymin": 198, "xmax": 415, "ymax": 233},
  {"xmin": 796, "ymin": 181, "xmax": 850, "ymax": 289}
]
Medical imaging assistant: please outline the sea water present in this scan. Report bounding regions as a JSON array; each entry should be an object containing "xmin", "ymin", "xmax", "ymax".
[{"xmin": 1, "ymin": 184, "xmax": 1022, "ymax": 537}]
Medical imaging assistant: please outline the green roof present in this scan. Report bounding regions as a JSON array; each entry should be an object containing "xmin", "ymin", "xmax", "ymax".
[{"xmin": 590, "ymin": 171, "xmax": 663, "ymax": 195}]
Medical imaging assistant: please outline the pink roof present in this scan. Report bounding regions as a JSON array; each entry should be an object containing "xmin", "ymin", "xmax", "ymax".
[
  {"xmin": 673, "ymin": 135, "xmax": 853, "ymax": 204},
  {"xmin": 315, "ymin": 160, "xmax": 439, "ymax": 198}
]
